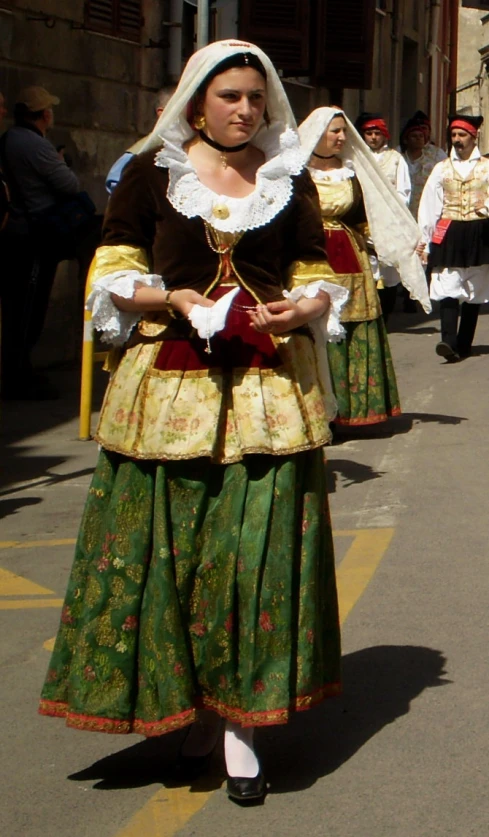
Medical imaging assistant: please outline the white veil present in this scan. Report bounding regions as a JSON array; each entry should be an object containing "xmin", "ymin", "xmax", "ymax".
[
  {"xmin": 298, "ymin": 107, "xmax": 431, "ymax": 313},
  {"xmin": 141, "ymin": 40, "xmax": 297, "ymax": 153}
]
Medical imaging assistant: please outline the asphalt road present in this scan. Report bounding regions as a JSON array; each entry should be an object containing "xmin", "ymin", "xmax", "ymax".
[{"xmin": 2, "ymin": 303, "xmax": 489, "ymax": 837}]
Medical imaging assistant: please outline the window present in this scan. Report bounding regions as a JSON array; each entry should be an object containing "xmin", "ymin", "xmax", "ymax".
[
  {"xmin": 239, "ymin": 0, "xmax": 376, "ymax": 88},
  {"xmin": 85, "ymin": 0, "xmax": 143, "ymax": 41},
  {"xmin": 316, "ymin": 0, "xmax": 376, "ymax": 89},
  {"xmin": 239, "ymin": 0, "xmax": 311, "ymax": 75}
]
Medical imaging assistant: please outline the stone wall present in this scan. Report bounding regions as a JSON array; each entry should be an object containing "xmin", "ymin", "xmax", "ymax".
[{"xmin": 0, "ymin": 0, "xmax": 167, "ymax": 367}]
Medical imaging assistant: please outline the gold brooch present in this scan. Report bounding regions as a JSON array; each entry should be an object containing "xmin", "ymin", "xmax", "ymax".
[{"xmin": 212, "ymin": 203, "xmax": 230, "ymax": 220}]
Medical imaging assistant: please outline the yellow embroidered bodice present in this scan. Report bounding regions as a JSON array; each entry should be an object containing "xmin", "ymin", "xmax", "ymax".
[
  {"xmin": 440, "ymin": 157, "xmax": 489, "ymax": 221},
  {"xmin": 313, "ymin": 176, "xmax": 381, "ymax": 322}
]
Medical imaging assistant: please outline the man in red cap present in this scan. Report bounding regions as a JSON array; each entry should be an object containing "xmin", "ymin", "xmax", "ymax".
[
  {"xmin": 417, "ymin": 113, "xmax": 488, "ymax": 361},
  {"xmin": 355, "ymin": 112, "xmax": 411, "ymax": 323},
  {"xmin": 400, "ymin": 111, "xmax": 446, "ymax": 222}
]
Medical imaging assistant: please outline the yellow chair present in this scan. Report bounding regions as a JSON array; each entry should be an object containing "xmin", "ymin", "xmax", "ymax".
[{"xmin": 79, "ymin": 264, "xmax": 107, "ymax": 440}]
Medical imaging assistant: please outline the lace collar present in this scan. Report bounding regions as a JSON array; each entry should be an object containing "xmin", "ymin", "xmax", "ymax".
[
  {"xmin": 308, "ymin": 160, "xmax": 355, "ymax": 183},
  {"xmin": 154, "ymin": 124, "xmax": 304, "ymax": 233}
]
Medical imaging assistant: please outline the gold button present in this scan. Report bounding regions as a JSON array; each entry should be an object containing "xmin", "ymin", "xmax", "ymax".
[{"xmin": 212, "ymin": 203, "xmax": 230, "ymax": 220}]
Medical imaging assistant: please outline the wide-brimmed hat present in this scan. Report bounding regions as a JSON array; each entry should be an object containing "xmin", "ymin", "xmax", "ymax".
[{"xmin": 16, "ymin": 86, "xmax": 60, "ymax": 112}]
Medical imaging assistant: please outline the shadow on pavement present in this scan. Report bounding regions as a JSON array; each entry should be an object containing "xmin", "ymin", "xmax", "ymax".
[
  {"xmin": 333, "ymin": 411, "xmax": 467, "ymax": 445},
  {"xmin": 469, "ymin": 345, "xmax": 489, "ymax": 356},
  {"xmin": 0, "ymin": 495, "xmax": 43, "ymax": 519},
  {"xmin": 326, "ymin": 459, "xmax": 385, "ymax": 493},
  {"xmin": 65, "ymin": 645, "xmax": 448, "ymax": 797},
  {"xmin": 0, "ymin": 365, "xmax": 107, "ymax": 496},
  {"xmin": 261, "ymin": 644, "xmax": 450, "ymax": 794},
  {"xmin": 68, "ymin": 729, "xmax": 224, "ymax": 793}
]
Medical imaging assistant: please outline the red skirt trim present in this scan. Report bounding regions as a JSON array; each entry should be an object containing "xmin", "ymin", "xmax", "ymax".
[
  {"xmin": 38, "ymin": 681, "xmax": 342, "ymax": 736},
  {"xmin": 334, "ymin": 405, "xmax": 402, "ymax": 426}
]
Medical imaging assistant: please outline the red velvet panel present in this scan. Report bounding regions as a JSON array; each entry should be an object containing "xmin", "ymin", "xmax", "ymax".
[
  {"xmin": 324, "ymin": 228, "xmax": 361, "ymax": 274},
  {"xmin": 154, "ymin": 286, "xmax": 282, "ymax": 372}
]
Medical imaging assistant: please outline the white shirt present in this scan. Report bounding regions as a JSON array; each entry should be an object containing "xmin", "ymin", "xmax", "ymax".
[{"xmin": 418, "ymin": 146, "xmax": 489, "ymax": 248}]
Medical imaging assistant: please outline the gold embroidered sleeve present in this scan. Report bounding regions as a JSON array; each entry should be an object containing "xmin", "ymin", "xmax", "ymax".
[
  {"xmin": 287, "ymin": 260, "xmax": 337, "ymax": 291},
  {"xmin": 86, "ymin": 244, "xmax": 150, "ymax": 295}
]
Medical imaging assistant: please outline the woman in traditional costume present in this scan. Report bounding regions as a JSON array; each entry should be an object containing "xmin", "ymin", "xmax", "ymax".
[
  {"xmin": 39, "ymin": 42, "xmax": 347, "ymax": 802},
  {"xmin": 298, "ymin": 108, "xmax": 430, "ymax": 427}
]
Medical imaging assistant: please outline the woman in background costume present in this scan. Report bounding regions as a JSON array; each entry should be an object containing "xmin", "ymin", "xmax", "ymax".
[
  {"xmin": 299, "ymin": 107, "xmax": 430, "ymax": 427},
  {"xmin": 39, "ymin": 42, "xmax": 347, "ymax": 802}
]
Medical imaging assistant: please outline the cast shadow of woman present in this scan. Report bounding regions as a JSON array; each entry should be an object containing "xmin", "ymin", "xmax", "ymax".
[
  {"xmin": 68, "ymin": 645, "xmax": 448, "ymax": 793},
  {"xmin": 259, "ymin": 644, "xmax": 449, "ymax": 794}
]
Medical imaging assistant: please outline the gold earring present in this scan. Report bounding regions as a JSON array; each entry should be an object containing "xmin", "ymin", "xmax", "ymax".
[{"xmin": 195, "ymin": 114, "xmax": 206, "ymax": 130}]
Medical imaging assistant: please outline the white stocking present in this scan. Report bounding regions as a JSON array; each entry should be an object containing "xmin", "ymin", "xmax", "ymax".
[{"xmin": 224, "ymin": 721, "xmax": 259, "ymax": 778}]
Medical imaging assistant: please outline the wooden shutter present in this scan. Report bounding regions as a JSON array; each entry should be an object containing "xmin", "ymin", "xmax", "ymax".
[
  {"xmin": 239, "ymin": 0, "xmax": 311, "ymax": 75},
  {"xmin": 117, "ymin": 0, "xmax": 142, "ymax": 37},
  {"xmin": 85, "ymin": 0, "xmax": 142, "ymax": 41},
  {"xmin": 86, "ymin": 0, "xmax": 113, "ymax": 33},
  {"xmin": 316, "ymin": 0, "xmax": 376, "ymax": 89}
]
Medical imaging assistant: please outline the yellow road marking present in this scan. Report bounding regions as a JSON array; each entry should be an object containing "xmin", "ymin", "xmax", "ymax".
[
  {"xmin": 0, "ymin": 538, "xmax": 76, "ymax": 549},
  {"xmin": 113, "ymin": 787, "xmax": 215, "ymax": 837},
  {"xmin": 0, "ymin": 567, "xmax": 55, "ymax": 596},
  {"xmin": 0, "ymin": 599, "xmax": 64, "ymax": 610},
  {"xmin": 111, "ymin": 527, "xmax": 394, "ymax": 837},
  {"xmin": 43, "ymin": 637, "xmax": 56, "ymax": 652},
  {"xmin": 335, "ymin": 528, "xmax": 395, "ymax": 623}
]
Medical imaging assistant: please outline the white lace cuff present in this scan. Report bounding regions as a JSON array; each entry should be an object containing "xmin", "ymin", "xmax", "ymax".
[
  {"xmin": 86, "ymin": 270, "xmax": 164, "ymax": 346},
  {"xmin": 283, "ymin": 280, "xmax": 349, "ymax": 342}
]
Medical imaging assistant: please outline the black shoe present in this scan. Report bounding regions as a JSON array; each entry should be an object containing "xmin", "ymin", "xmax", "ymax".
[
  {"xmin": 226, "ymin": 771, "xmax": 266, "ymax": 802},
  {"xmin": 435, "ymin": 341, "xmax": 460, "ymax": 363}
]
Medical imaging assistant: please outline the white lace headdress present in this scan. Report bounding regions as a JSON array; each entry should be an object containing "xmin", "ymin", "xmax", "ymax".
[
  {"xmin": 139, "ymin": 40, "xmax": 304, "ymax": 235},
  {"xmin": 299, "ymin": 107, "xmax": 431, "ymax": 313},
  {"xmin": 141, "ymin": 39, "xmax": 297, "ymax": 153}
]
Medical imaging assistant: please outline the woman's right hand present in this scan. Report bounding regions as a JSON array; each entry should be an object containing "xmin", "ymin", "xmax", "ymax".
[{"xmin": 167, "ymin": 289, "xmax": 215, "ymax": 318}]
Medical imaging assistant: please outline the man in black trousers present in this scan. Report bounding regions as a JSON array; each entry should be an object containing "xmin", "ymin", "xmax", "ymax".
[{"xmin": 417, "ymin": 113, "xmax": 489, "ymax": 362}]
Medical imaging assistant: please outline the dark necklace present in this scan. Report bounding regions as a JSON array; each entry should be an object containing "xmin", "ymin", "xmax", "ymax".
[
  {"xmin": 199, "ymin": 130, "xmax": 249, "ymax": 154},
  {"xmin": 312, "ymin": 151, "xmax": 337, "ymax": 159}
]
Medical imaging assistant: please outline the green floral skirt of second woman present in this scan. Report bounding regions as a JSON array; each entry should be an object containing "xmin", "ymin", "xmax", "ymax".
[
  {"xmin": 328, "ymin": 316, "xmax": 401, "ymax": 425},
  {"xmin": 39, "ymin": 448, "xmax": 341, "ymax": 736}
]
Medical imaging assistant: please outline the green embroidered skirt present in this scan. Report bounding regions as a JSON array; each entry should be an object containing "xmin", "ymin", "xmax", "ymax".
[
  {"xmin": 39, "ymin": 448, "xmax": 341, "ymax": 735},
  {"xmin": 328, "ymin": 316, "xmax": 401, "ymax": 425}
]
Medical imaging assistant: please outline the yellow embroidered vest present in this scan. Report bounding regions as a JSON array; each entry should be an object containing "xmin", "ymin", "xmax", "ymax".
[
  {"xmin": 441, "ymin": 157, "xmax": 489, "ymax": 221},
  {"xmin": 376, "ymin": 149, "xmax": 401, "ymax": 188}
]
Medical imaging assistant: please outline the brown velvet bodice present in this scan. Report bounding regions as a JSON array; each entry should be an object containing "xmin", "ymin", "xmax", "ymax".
[{"xmin": 102, "ymin": 149, "xmax": 328, "ymax": 304}]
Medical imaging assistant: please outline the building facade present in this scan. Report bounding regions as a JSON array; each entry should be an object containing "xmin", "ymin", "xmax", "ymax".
[
  {"xmin": 0, "ymin": 0, "xmax": 460, "ymax": 206},
  {"xmin": 0, "ymin": 0, "xmax": 459, "ymax": 366},
  {"xmin": 456, "ymin": 1, "xmax": 489, "ymax": 154}
]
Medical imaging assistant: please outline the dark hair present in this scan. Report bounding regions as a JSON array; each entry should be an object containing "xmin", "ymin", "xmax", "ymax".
[
  {"xmin": 189, "ymin": 52, "xmax": 268, "ymax": 130},
  {"xmin": 197, "ymin": 52, "xmax": 267, "ymax": 98},
  {"xmin": 14, "ymin": 102, "xmax": 44, "ymax": 125}
]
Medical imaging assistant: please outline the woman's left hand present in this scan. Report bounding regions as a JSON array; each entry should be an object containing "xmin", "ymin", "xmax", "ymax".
[{"xmin": 248, "ymin": 291, "xmax": 330, "ymax": 335}]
